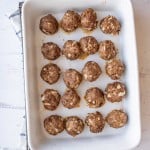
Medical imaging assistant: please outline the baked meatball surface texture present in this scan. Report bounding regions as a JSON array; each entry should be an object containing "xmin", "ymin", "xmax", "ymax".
[
  {"xmin": 106, "ymin": 110, "xmax": 128, "ymax": 128},
  {"xmin": 99, "ymin": 15, "xmax": 121, "ymax": 35},
  {"xmin": 79, "ymin": 36, "xmax": 99, "ymax": 55},
  {"xmin": 99, "ymin": 40, "xmax": 117, "ymax": 60},
  {"xmin": 81, "ymin": 8, "xmax": 97, "ymax": 31},
  {"xmin": 40, "ymin": 63, "xmax": 61, "ymax": 84},
  {"xmin": 84, "ymin": 87, "xmax": 105, "ymax": 108},
  {"xmin": 105, "ymin": 82, "xmax": 126, "ymax": 102},
  {"xmin": 60, "ymin": 10, "xmax": 80, "ymax": 32},
  {"xmin": 85, "ymin": 112, "xmax": 105, "ymax": 133},
  {"xmin": 40, "ymin": 14, "xmax": 58, "ymax": 35},
  {"xmin": 63, "ymin": 69, "xmax": 82, "ymax": 89},
  {"xmin": 82, "ymin": 61, "xmax": 102, "ymax": 82},
  {"xmin": 65, "ymin": 116, "xmax": 84, "ymax": 136},
  {"xmin": 44, "ymin": 115, "xmax": 64, "ymax": 135}
]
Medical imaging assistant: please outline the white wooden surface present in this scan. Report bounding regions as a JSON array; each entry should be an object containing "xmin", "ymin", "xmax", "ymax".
[{"xmin": 0, "ymin": 0, "xmax": 149, "ymax": 149}]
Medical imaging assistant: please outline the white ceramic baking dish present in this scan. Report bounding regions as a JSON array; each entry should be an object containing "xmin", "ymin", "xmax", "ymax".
[{"xmin": 22, "ymin": 0, "xmax": 141, "ymax": 149}]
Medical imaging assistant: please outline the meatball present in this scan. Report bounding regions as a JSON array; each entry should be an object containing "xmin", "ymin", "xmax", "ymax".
[
  {"xmin": 99, "ymin": 15, "xmax": 121, "ymax": 35},
  {"xmin": 84, "ymin": 87, "xmax": 105, "ymax": 108},
  {"xmin": 65, "ymin": 116, "xmax": 84, "ymax": 136},
  {"xmin": 41, "ymin": 89, "xmax": 61, "ymax": 111},
  {"xmin": 99, "ymin": 40, "xmax": 117, "ymax": 60},
  {"xmin": 79, "ymin": 36, "xmax": 99, "ymax": 55},
  {"xmin": 106, "ymin": 110, "xmax": 128, "ymax": 128},
  {"xmin": 81, "ymin": 8, "xmax": 97, "ymax": 31},
  {"xmin": 105, "ymin": 59, "xmax": 125, "ymax": 80},
  {"xmin": 41, "ymin": 42, "xmax": 61, "ymax": 60},
  {"xmin": 39, "ymin": 14, "xmax": 58, "ymax": 35},
  {"xmin": 62, "ymin": 40, "xmax": 82, "ymax": 60},
  {"xmin": 85, "ymin": 112, "xmax": 105, "ymax": 133},
  {"xmin": 105, "ymin": 82, "xmax": 126, "ymax": 103},
  {"xmin": 63, "ymin": 69, "xmax": 82, "ymax": 89},
  {"xmin": 40, "ymin": 63, "xmax": 61, "ymax": 84},
  {"xmin": 60, "ymin": 10, "xmax": 80, "ymax": 32},
  {"xmin": 44, "ymin": 115, "xmax": 64, "ymax": 135},
  {"xmin": 61, "ymin": 89, "xmax": 80, "ymax": 109},
  {"xmin": 82, "ymin": 61, "xmax": 102, "ymax": 82}
]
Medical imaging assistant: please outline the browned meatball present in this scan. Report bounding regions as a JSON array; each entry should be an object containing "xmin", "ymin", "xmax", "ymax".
[
  {"xmin": 79, "ymin": 36, "xmax": 99, "ymax": 55},
  {"xmin": 61, "ymin": 89, "xmax": 80, "ymax": 109},
  {"xmin": 40, "ymin": 63, "xmax": 61, "ymax": 84},
  {"xmin": 82, "ymin": 61, "xmax": 102, "ymax": 82},
  {"xmin": 105, "ymin": 59, "xmax": 125, "ymax": 80},
  {"xmin": 65, "ymin": 116, "xmax": 84, "ymax": 136},
  {"xmin": 41, "ymin": 42, "xmax": 61, "ymax": 60},
  {"xmin": 39, "ymin": 14, "xmax": 58, "ymax": 35},
  {"xmin": 62, "ymin": 40, "xmax": 82, "ymax": 60},
  {"xmin": 81, "ymin": 8, "xmax": 97, "ymax": 31},
  {"xmin": 41, "ymin": 89, "xmax": 61, "ymax": 111},
  {"xmin": 99, "ymin": 40, "xmax": 117, "ymax": 60},
  {"xmin": 44, "ymin": 115, "xmax": 64, "ymax": 135},
  {"xmin": 106, "ymin": 110, "xmax": 128, "ymax": 128},
  {"xmin": 105, "ymin": 82, "xmax": 126, "ymax": 103},
  {"xmin": 60, "ymin": 10, "xmax": 80, "ymax": 32},
  {"xmin": 99, "ymin": 15, "xmax": 121, "ymax": 35},
  {"xmin": 85, "ymin": 112, "xmax": 105, "ymax": 133},
  {"xmin": 63, "ymin": 69, "xmax": 82, "ymax": 89},
  {"xmin": 84, "ymin": 87, "xmax": 105, "ymax": 108}
]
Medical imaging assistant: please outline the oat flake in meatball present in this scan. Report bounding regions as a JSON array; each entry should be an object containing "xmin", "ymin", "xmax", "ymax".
[
  {"xmin": 84, "ymin": 87, "xmax": 105, "ymax": 108},
  {"xmin": 60, "ymin": 10, "xmax": 80, "ymax": 32},
  {"xmin": 80, "ymin": 36, "xmax": 99, "ymax": 55},
  {"xmin": 62, "ymin": 40, "xmax": 82, "ymax": 60},
  {"xmin": 81, "ymin": 8, "xmax": 98, "ymax": 31},
  {"xmin": 105, "ymin": 82, "xmax": 126, "ymax": 103},
  {"xmin": 99, "ymin": 15, "xmax": 121, "ymax": 35},
  {"xmin": 61, "ymin": 89, "xmax": 80, "ymax": 109},
  {"xmin": 99, "ymin": 40, "xmax": 117, "ymax": 60},
  {"xmin": 63, "ymin": 69, "xmax": 82, "ymax": 89},
  {"xmin": 85, "ymin": 112, "xmax": 105, "ymax": 133},
  {"xmin": 82, "ymin": 61, "xmax": 102, "ymax": 82},
  {"xmin": 44, "ymin": 115, "xmax": 64, "ymax": 135},
  {"xmin": 41, "ymin": 42, "xmax": 61, "ymax": 60},
  {"xmin": 40, "ymin": 63, "xmax": 61, "ymax": 84},
  {"xmin": 41, "ymin": 89, "xmax": 61, "ymax": 111},
  {"xmin": 40, "ymin": 14, "xmax": 58, "ymax": 35},
  {"xmin": 106, "ymin": 110, "xmax": 128, "ymax": 128},
  {"xmin": 65, "ymin": 116, "xmax": 84, "ymax": 136},
  {"xmin": 105, "ymin": 59, "xmax": 125, "ymax": 80}
]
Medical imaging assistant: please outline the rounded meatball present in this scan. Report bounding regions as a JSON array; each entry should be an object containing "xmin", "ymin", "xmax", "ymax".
[
  {"xmin": 81, "ymin": 8, "xmax": 97, "ymax": 31},
  {"xmin": 99, "ymin": 15, "xmax": 121, "ymax": 35},
  {"xmin": 99, "ymin": 40, "xmax": 117, "ymax": 60},
  {"xmin": 105, "ymin": 59, "xmax": 125, "ymax": 80},
  {"xmin": 106, "ymin": 110, "xmax": 128, "ymax": 128},
  {"xmin": 63, "ymin": 69, "xmax": 82, "ymax": 89},
  {"xmin": 62, "ymin": 40, "xmax": 82, "ymax": 60},
  {"xmin": 44, "ymin": 115, "xmax": 64, "ymax": 135},
  {"xmin": 60, "ymin": 10, "xmax": 80, "ymax": 32},
  {"xmin": 84, "ymin": 87, "xmax": 105, "ymax": 108},
  {"xmin": 41, "ymin": 89, "xmax": 61, "ymax": 111},
  {"xmin": 105, "ymin": 82, "xmax": 126, "ymax": 103},
  {"xmin": 41, "ymin": 42, "xmax": 61, "ymax": 60},
  {"xmin": 82, "ymin": 61, "xmax": 102, "ymax": 82},
  {"xmin": 40, "ymin": 63, "xmax": 61, "ymax": 84},
  {"xmin": 79, "ymin": 36, "xmax": 99, "ymax": 55},
  {"xmin": 39, "ymin": 14, "xmax": 58, "ymax": 35},
  {"xmin": 61, "ymin": 89, "xmax": 80, "ymax": 109},
  {"xmin": 65, "ymin": 116, "xmax": 84, "ymax": 136},
  {"xmin": 85, "ymin": 112, "xmax": 105, "ymax": 133}
]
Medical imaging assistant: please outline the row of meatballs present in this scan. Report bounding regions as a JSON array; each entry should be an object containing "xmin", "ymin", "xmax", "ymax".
[
  {"xmin": 44, "ymin": 110, "xmax": 128, "ymax": 137},
  {"xmin": 40, "ymin": 8, "xmax": 121, "ymax": 35},
  {"xmin": 41, "ymin": 82, "xmax": 126, "ymax": 110}
]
